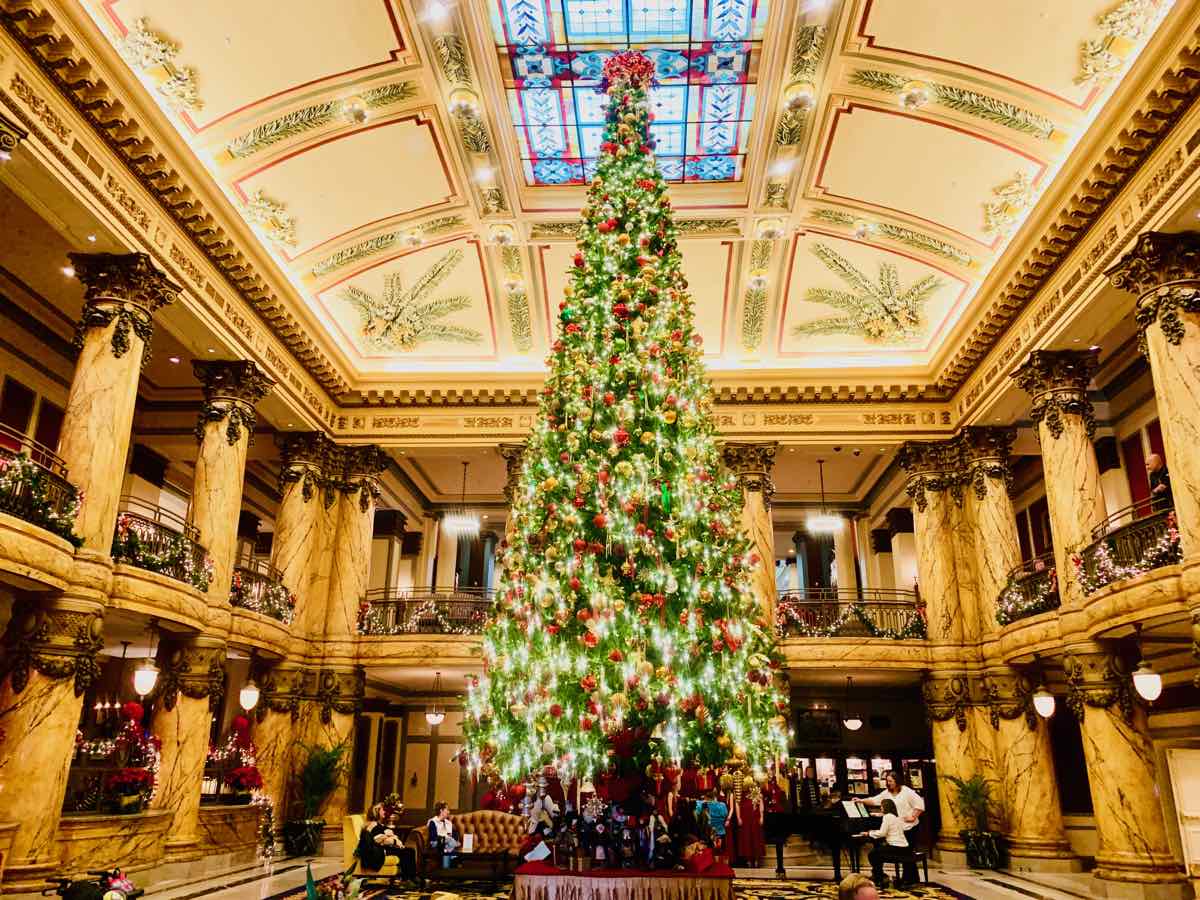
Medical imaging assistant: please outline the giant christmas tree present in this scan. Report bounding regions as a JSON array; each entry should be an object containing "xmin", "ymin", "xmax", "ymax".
[{"xmin": 464, "ymin": 52, "xmax": 789, "ymax": 785}]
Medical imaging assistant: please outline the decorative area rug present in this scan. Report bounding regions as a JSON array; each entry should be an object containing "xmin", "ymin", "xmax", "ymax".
[{"xmin": 274, "ymin": 877, "xmax": 973, "ymax": 900}]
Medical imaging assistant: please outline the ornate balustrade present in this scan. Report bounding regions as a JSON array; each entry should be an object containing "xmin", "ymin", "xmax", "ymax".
[
  {"xmin": 358, "ymin": 586, "xmax": 494, "ymax": 635},
  {"xmin": 0, "ymin": 422, "xmax": 81, "ymax": 545},
  {"xmin": 996, "ymin": 551, "xmax": 1059, "ymax": 625},
  {"xmin": 776, "ymin": 589, "xmax": 926, "ymax": 639},
  {"xmin": 111, "ymin": 496, "xmax": 213, "ymax": 591},
  {"xmin": 1077, "ymin": 503, "xmax": 1180, "ymax": 594},
  {"xmin": 230, "ymin": 556, "xmax": 294, "ymax": 624}
]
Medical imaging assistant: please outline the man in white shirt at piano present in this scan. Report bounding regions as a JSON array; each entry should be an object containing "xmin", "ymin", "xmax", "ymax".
[{"xmin": 864, "ymin": 772, "xmax": 923, "ymax": 885}]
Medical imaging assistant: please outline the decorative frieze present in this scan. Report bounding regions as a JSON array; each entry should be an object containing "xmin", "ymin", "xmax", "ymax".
[
  {"xmin": 1063, "ymin": 645, "xmax": 1134, "ymax": 722},
  {"xmin": 1012, "ymin": 349, "xmax": 1099, "ymax": 440},
  {"xmin": 983, "ymin": 669, "xmax": 1037, "ymax": 730},
  {"xmin": 922, "ymin": 672, "xmax": 984, "ymax": 732},
  {"xmin": 153, "ymin": 636, "xmax": 227, "ymax": 712},
  {"xmin": 0, "ymin": 597, "xmax": 104, "ymax": 697},
  {"xmin": 69, "ymin": 252, "xmax": 180, "ymax": 367},
  {"xmin": 721, "ymin": 442, "xmax": 777, "ymax": 503},
  {"xmin": 253, "ymin": 661, "xmax": 311, "ymax": 723},
  {"xmin": 316, "ymin": 667, "xmax": 365, "ymax": 724},
  {"xmin": 192, "ymin": 360, "xmax": 275, "ymax": 445}
]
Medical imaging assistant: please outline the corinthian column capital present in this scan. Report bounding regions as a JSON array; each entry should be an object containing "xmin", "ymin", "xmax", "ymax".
[
  {"xmin": 68, "ymin": 252, "xmax": 180, "ymax": 365},
  {"xmin": 957, "ymin": 426, "xmax": 1016, "ymax": 500},
  {"xmin": 921, "ymin": 672, "xmax": 984, "ymax": 732},
  {"xmin": 192, "ymin": 359, "xmax": 275, "ymax": 445},
  {"xmin": 721, "ymin": 441, "xmax": 777, "ymax": 501},
  {"xmin": 897, "ymin": 439, "xmax": 960, "ymax": 511},
  {"xmin": 339, "ymin": 444, "xmax": 387, "ymax": 510},
  {"xmin": 277, "ymin": 431, "xmax": 339, "ymax": 501},
  {"xmin": 0, "ymin": 109, "xmax": 28, "ymax": 156},
  {"xmin": 1106, "ymin": 230, "xmax": 1200, "ymax": 350},
  {"xmin": 1063, "ymin": 643, "xmax": 1135, "ymax": 723},
  {"xmin": 982, "ymin": 668, "xmax": 1036, "ymax": 730},
  {"xmin": 1012, "ymin": 349, "xmax": 1099, "ymax": 441}
]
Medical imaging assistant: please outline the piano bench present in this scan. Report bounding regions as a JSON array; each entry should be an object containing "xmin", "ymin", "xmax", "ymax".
[{"xmin": 892, "ymin": 849, "xmax": 929, "ymax": 885}]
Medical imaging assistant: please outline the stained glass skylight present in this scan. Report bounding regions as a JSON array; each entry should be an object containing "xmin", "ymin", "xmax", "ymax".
[{"xmin": 490, "ymin": 0, "xmax": 768, "ymax": 186}]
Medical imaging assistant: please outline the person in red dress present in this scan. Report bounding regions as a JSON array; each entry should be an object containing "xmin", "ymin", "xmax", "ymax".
[{"xmin": 734, "ymin": 772, "xmax": 765, "ymax": 867}]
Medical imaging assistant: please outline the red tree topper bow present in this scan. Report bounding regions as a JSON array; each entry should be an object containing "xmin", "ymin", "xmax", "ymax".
[{"xmin": 603, "ymin": 51, "xmax": 656, "ymax": 89}]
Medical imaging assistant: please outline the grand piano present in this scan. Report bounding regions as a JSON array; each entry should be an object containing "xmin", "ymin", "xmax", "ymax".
[{"xmin": 765, "ymin": 803, "xmax": 882, "ymax": 880}]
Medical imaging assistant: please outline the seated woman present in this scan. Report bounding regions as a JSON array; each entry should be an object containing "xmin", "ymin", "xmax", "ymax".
[
  {"xmin": 426, "ymin": 801, "xmax": 462, "ymax": 867},
  {"xmin": 356, "ymin": 803, "xmax": 414, "ymax": 876},
  {"xmin": 866, "ymin": 799, "xmax": 910, "ymax": 886}
]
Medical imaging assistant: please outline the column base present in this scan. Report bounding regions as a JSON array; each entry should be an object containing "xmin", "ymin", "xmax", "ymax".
[
  {"xmin": 1092, "ymin": 874, "xmax": 1191, "ymax": 900},
  {"xmin": 2, "ymin": 857, "xmax": 63, "ymax": 895},
  {"xmin": 161, "ymin": 835, "xmax": 203, "ymax": 865},
  {"xmin": 1006, "ymin": 835, "xmax": 1083, "ymax": 873}
]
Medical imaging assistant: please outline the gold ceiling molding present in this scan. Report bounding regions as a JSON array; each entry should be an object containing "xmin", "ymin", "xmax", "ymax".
[
  {"xmin": 808, "ymin": 209, "xmax": 975, "ymax": 268},
  {"xmin": 936, "ymin": 34, "xmax": 1200, "ymax": 393},
  {"xmin": 529, "ymin": 218, "xmax": 741, "ymax": 240},
  {"xmin": 739, "ymin": 239, "xmax": 775, "ymax": 351},
  {"xmin": 308, "ymin": 214, "xmax": 467, "ymax": 278},
  {"xmin": 0, "ymin": 0, "xmax": 351, "ymax": 396}
]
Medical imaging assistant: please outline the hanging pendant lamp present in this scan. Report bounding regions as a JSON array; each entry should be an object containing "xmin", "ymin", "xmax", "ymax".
[
  {"xmin": 443, "ymin": 461, "xmax": 481, "ymax": 538},
  {"xmin": 807, "ymin": 458, "xmax": 843, "ymax": 534}
]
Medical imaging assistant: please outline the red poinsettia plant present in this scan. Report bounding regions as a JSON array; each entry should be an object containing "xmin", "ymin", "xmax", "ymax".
[
  {"xmin": 227, "ymin": 765, "xmax": 263, "ymax": 792},
  {"xmin": 106, "ymin": 767, "xmax": 155, "ymax": 796}
]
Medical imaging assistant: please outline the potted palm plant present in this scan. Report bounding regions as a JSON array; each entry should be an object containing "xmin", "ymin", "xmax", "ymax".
[
  {"xmin": 281, "ymin": 741, "xmax": 349, "ymax": 857},
  {"xmin": 943, "ymin": 773, "xmax": 1003, "ymax": 868}
]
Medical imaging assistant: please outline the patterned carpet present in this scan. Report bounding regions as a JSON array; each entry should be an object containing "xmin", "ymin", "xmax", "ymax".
[{"xmin": 286, "ymin": 876, "xmax": 972, "ymax": 900}]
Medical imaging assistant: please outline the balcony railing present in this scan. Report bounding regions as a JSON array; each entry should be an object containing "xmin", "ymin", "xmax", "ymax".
[
  {"xmin": 230, "ymin": 556, "xmax": 294, "ymax": 624},
  {"xmin": 1077, "ymin": 502, "xmax": 1180, "ymax": 595},
  {"xmin": 0, "ymin": 422, "xmax": 81, "ymax": 545},
  {"xmin": 996, "ymin": 551, "xmax": 1059, "ymax": 625},
  {"xmin": 112, "ymin": 496, "xmax": 213, "ymax": 592},
  {"xmin": 359, "ymin": 586, "xmax": 494, "ymax": 635},
  {"xmin": 776, "ymin": 589, "xmax": 926, "ymax": 639}
]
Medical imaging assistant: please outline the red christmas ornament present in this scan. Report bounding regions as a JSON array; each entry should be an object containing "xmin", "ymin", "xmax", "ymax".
[
  {"xmin": 581, "ymin": 716, "xmax": 594, "ymax": 731},
  {"xmin": 581, "ymin": 674, "xmax": 598, "ymax": 692},
  {"xmin": 608, "ymin": 648, "xmax": 624, "ymax": 662},
  {"xmin": 573, "ymin": 252, "xmax": 585, "ymax": 267},
  {"xmin": 597, "ymin": 470, "xmax": 610, "ymax": 484},
  {"xmin": 603, "ymin": 391, "xmax": 616, "ymax": 406},
  {"xmin": 598, "ymin": 218, "xmax": 619, "ymax": 233},
  {"xmin": 546, "ymin": 624, "xmax": 560, "ymax": 635},
  {"xmin": 583, "ymin": 631, "xmax": 598, "ymax": 648},
  {"xmin": 550, "ymin": 703, "xmax": 563, "ymax": 718},
  {"xmin": 612, "ymin": 302, "xmax": 629, "ymax": 319},
  {"xmin": 593, "ymin": 512, "xmax": 608, "ymax": 529},
  {"xmin": 600, "ymin": 141, "xmax": 619, "ymax": 154},
  {"xmin": 613, "ymin": 427, "xmax": 630, "ymax": 447},
  {"xmin": 637, "ymin": 179, "xmax": 656, "ymax": 190},
  {"xmin": 570, "ymin": 576, "xmax": 582, "ymax": 591}
]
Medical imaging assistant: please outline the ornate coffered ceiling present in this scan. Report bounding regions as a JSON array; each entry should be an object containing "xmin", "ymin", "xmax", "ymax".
[{"xmin": 45, "ymin": 0, "xmax": 1180, "ymax": 400}]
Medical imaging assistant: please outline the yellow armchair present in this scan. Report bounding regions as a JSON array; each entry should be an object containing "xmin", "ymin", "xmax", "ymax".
[{"xmin": 343, "ymin": 815, "xmax": 400, "ymax": 882}]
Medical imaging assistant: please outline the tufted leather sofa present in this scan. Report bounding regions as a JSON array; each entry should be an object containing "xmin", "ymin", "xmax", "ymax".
[{"xmin": 405, "ymin": 810, "xmax": 525, "ymax": 880}]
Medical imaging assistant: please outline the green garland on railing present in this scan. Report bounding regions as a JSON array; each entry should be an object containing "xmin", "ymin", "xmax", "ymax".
[
  {"xmin": 358, "ymin": 597, "xmax": 490, "ymax": 636},
  {"xmin": 0, "ymin": 452, "xmax": 83, "ymax": 547},
  {"xmin": 229, "ymin": 570, "xmax": 296, "ymax": 624},
  {"xmin": 112, "ymin": 514, "xmax": 214, "ymax": 592},
  {"xmin": 777, "ymin": 601, "xmax": 927, "ymax": 640},
  {"xmin": 1073, "ymin": 512, "xmax": 1181, "ymax": 595},
  {"xmin": 995, "ymin": 566, "xmax": 1059, "ymax": 626}
]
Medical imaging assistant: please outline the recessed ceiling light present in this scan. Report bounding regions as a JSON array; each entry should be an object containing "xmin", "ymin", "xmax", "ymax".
[
  {"xmin": 787, "ymin": 548, "xmax": 795, "ymax": 554},
  {"xmin": 482, "ymin": 514, "xmax": 488, "ymax": 519},
  {"xmin": 0, "ymin": 150, "xmax": 11, "ymax": 162},
  {"xmin": 287, "ymin": 422, "xmax": 295, "ymax": 427},
  {"xmin": 61, "ymin": 266, "xmax": 75, "ymax": 277},
  {"xmin": 168, "ymin": 356, "xmax": 181, "ymax": 364},
  {"xmin": 86, "ymin": 234, "xmax": 97, "ymax": 243},
  {"xmin": 424, "ymin": 0, "xmax": 452, "ymax": 24},
  {"xmin": 475, "ymin": 166, "xmax": 494, "ymax": 183},
  {"xmin": 207, "ymin": 347, "xmax": 216, "ymax": 353}
]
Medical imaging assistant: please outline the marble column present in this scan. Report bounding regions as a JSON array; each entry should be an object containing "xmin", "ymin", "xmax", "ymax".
[
  {"xmin": 1013, "ymin": 350, "xmax": 1107, "ymax": 609},
  {"xmin": 982, "ymin": 669, "xmax": 1076, "ymax": 868},
  {"xmin": 252, "ymin": 661, "xmax": 310, "ymax": 825},
  {"xmin": 306, "ymin": 667, "xmax": 365, "ymax": 832},
  {"xmin": 1106, "ymin": 233, "xmax": 1200, "ymax": 666},
  {"xmin": 1106, "ymin": 231, "xmax": 1200, "ymax": 555},
  {"xmin": 149, "ymin": 634, "xmax": 227, "ymax": 861},
  {"xmin": 832, "ymin": 518, "xmax": 858, "ymax": 596},
  {"xmin": 58, "ymin": 253, "xmax": 179, "ymax": 551},
  {"xmin": 960, "ymin": 427, "xmax": 1021, "ymax": 635},
  {"xmin": 722, "ymin": 442, "xmax": 779, "ymax": 624},
  {"xmin": 1063, "ymin": 642, "xmax": 1185, "ymax": 890},
  {"xmin": 435, "ymin": 516, "xmax": 460, "ymax": 591},
  {"xmin": 922, "ymin": 673, "xmax": 994, "ymax": 853},
  {"xmin": 273, "ymin": 433, "xmax": 337, "ymax": 640},
  {"xmin": 481, "ymin": 531, "xmax": 498, "ymax": 590},
  {"xmin": 499, "ymin": 443, "xmax": 525, "ymax": 547},
  {"xmin": 870, "ymin": 529, "xmax": 896, "ymax": 591},
  {"xmin": 190, "ymin": 361, "xmax": 274, "ymax": 613},
  {"xmin": 898, "ymin": 441, "xmax": 963, "ymax": 643},
  {"xmin": 326, "ymin": 446, "xmax": 386, "ymax": 642},
  {"xmin": 415, "ymin": 516, "xmax": 438, "ymax": 586},
  {"xmin": 0, "ymin": 594, "xmax": 104, "ymax": 890}
]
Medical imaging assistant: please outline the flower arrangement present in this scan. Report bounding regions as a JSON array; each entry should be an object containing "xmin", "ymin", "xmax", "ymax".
[
  {"xmin": 311, "ymin": 873, "xmax": 362, "ymax": 900},
  {"xmin": 228, "ymin": 765, "xmax": 264, "ymax": 792},
  {"xmin": 381, "ymin": 791, "xmax": 404, "ymax": 821},
  {"xmin": 0, "ymin": 451, "xmax": 83, "ymax": 546},
  {"xmin": 1074, "ymin": 511, "xmax": 1181, "ymax": 595},
  {"xmin": 106, "ymin": 767, "xmax": 155, "ymax": 796},
  {"xmin": 112, "ymin": 513, "xmax": 214, "ymax": 591}
]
